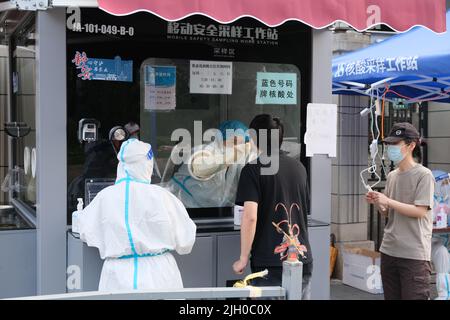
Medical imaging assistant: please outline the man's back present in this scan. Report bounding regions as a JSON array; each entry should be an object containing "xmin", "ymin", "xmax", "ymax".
[{"xmin": 236, "ymin": 153, "xmax": 313, "ymax": 274}]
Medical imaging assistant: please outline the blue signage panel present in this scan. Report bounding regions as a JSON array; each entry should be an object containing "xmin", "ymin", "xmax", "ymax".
[{"xmin": 72, "ymin": 52, "xmax": 133, "ymax": 82}]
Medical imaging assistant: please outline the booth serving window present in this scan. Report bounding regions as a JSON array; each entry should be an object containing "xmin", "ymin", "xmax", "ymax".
[
  {"xmin": 139, "ymin": 58, "xmax": 302, "ymax": 211},
  {"xmin": 67, "ymin": 9, "xmax": 311, "ymax": 219}
]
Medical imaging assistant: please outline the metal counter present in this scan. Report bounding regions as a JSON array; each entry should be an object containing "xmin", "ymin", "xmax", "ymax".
[{"xmin": 0, "ymin": 206, "xmax": 37, "ymax": 299}]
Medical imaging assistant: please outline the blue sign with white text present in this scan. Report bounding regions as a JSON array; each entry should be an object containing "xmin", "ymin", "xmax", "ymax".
[
  {"xmin": 87, "ymin": 56, "xmax": 133, "ymax": 82},
  {"xmin": 145, "ymin": 66, "xmax": 176, "ymax": 87},
  {"xmin": 72, "ymin": 52, "xmax": 133, "ymax": 82}
]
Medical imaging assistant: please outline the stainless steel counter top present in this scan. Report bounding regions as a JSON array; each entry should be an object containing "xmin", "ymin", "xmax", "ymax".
[
  {"xmin": 193, "ymin": 216, "xmax": 329, "ymax": 233},
  {"xmin": 69, "ymin": 216, "xmax": 329, "ymax": 237}
]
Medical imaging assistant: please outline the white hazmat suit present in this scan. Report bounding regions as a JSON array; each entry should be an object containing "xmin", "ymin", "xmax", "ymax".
[
  {"xmin": 432, "ymin": 237, "xmax": 450, "ymax": 300},
  {"xmin": 78, "ymin": 138, "xmax": 196, "ymax": 291}
]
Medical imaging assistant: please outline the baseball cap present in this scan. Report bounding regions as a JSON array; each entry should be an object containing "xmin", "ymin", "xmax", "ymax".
[{"xmin": 384, "ymin": 122, "xmax": 420, "ymax": 144}]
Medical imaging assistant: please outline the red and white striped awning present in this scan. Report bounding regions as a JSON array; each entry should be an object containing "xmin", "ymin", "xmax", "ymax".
[{"xmin": 98, "ymin": 0, "xmax": 447, "ymax": 33}]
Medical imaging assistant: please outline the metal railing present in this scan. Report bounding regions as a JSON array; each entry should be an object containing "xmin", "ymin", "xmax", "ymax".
[
  {"xmin": 6, "ymin": 260, "xmax": 303, "ymax": 300},
  {"xmin": 11, "ymin": 287, "xmax": 285, "ymax": 300}
]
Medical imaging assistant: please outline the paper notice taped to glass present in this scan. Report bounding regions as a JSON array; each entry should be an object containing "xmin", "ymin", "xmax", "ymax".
[
  {"xmin": 304, "ymin": 103, "xmax": 337, "ymax": 158},
  {"xmin": 190, "ymin": 60, "xmax": 232, "ymax": 94},
  {"xmin": 144, "ymin": 65, "xmax": 177, "ymax": 111},
  {"xmin": 255, "ymin": 72, "xmax": 297, "ymax": 105}
]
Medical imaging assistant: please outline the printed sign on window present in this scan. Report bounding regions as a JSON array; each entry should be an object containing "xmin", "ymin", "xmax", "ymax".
[
  {"xmin": 190, "ymin": 60, "xmax": 232, "ymax": 94},
  {"xmin": 144, "ymin": 65, "xmax": 177, "ymax": 111},
  {"xmin": 71, "ymin": 52, "xmax": 133, "ymax": 82},
  {"xmin": 255, "ymin": 72, "xmax": 297, "ymax": 105}
]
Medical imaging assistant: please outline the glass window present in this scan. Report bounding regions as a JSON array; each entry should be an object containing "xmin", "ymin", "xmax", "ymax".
[
  {"xmin": 0, "ymin": 25, "xmax": 9, "ymax": 206},
  {"xmin": 8, "ymin": 15, "xmax": 36, "ymax": 210},
  {"xmin": 140, "ymin": 58, "xmax": 301, "ymax": 211},
  {"xmin": 0, "ymin": 12, "xmax": 36, "ymax": 230},
  {"xmin": 66, "ymin": 9, "xmax": 311, "ymax": 220}
]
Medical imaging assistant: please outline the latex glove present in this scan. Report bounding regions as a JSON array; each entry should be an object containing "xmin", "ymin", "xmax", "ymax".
[{"xmin": 189, "ymin": 149, "xmax": 227, "ymax": 180}]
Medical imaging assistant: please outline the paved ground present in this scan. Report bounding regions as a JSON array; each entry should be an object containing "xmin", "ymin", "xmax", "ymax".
[
  {"xmin": 330, "ymin": 279, "xmax": 384, "ymax": 300},
  {"xmin": 330, "ymin": 279, "xmax": 438, "ymax": 300}
]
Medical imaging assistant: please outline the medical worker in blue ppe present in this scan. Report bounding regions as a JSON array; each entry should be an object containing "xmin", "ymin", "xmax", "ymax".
[
  {"xmin": 165, "ymin": 120, "xmax": 258, "ymax": 208},
  {"xmin": 78, "ymin": 138, "xmax": 196, "ymax": 291}
]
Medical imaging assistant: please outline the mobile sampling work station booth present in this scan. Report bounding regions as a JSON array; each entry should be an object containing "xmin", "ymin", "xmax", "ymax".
[{"xmin": 0, "ymin": 0, "xmax": 446, "ymax": 299}]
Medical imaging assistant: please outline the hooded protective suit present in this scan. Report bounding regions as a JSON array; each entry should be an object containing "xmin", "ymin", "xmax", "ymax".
[
  {"xmin": 78, "ymin": 138, "xmax": 196, "ymax": 291},
  {"xmin": 432, "ymin": 237, "xmax": 450, "ymax": 300}
]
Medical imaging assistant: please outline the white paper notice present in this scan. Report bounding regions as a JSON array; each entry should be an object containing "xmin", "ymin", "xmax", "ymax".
[
  {"xmin": 304, "ymin": 103, "xmax": 338, "ymax": 157},
  {"xmin": 190, "ymin": 60, "xmax": 232, "ymax": 94},
  {"xmin": 144, "ymin": 65, "xmax": 176, "ymax": 111}
]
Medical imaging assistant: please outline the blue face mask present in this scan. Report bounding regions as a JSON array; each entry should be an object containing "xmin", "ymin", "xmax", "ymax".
[{"xmin": 387, "ymin": 145, "xmax": 405, "ymax": 164}]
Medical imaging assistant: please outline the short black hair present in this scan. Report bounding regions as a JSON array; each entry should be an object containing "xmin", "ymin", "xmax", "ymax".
[{"xmin": 249, "ymin": 114, "xmax": 284, "ymax": 153}]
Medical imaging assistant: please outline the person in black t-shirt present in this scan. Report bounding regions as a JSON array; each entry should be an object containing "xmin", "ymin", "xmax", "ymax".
[{"xmin": 232, "ymin": 114, "xmax": 313, "ymax": 300}]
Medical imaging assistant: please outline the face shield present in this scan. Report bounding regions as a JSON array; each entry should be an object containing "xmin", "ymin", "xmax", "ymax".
[
  {"xmin": 109, "ymin": 126, "xmax": 130, "ymax": 155},
  {"xmin": 109, "ymin": 122, "xmax": 141, "ymax": 155},
  {"xmin": 435, "ymin": 173, "xmax": 450, "ymax": 203}
]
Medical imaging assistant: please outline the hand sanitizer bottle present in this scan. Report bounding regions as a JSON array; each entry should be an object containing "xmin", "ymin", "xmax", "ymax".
[{"xmin": 72, "ymin": 198, "xmax": 84, "ymax": 234}]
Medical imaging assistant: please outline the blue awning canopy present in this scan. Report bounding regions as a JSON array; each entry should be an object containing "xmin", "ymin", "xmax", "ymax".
[{"xmin": 332, "ymin": 11, "xmax": 450, "ymax": 104}]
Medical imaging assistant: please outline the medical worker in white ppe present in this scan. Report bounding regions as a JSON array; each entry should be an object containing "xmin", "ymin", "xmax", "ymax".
[{"xmin": 78, "ymin": 138, "xmax": 196, "ymax": 291}]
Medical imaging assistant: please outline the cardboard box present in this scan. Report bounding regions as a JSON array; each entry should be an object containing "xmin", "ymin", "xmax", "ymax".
[{"xmin": 342, "ymin": 245, "xmax": 383, "ymax": 295}]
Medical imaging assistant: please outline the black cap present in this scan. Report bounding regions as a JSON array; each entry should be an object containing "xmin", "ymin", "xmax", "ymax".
[{"xmin": 384, "ymin": 122, "xmax": 420, "ymax": 144}]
